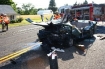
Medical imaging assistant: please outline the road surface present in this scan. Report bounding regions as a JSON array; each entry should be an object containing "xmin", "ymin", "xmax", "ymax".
[{"xmin": 0, "ymin": 22, "xmax": 105, "ymax": 69}]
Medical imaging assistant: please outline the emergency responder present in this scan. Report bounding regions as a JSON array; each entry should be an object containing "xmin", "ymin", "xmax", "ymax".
[
  {"xmin": 60, "ymin": 13, "xmax": 64, "ymax": 18},
  {"xmin": 1, "ymin": 14, "xmax": 10, "ymax": 32},
  {"xmin": 54, "ymin": 11, "xmax": 61, "ymax": 19},
  {"xmin": 40, "ymin": 14, "xmax": 44, "ymax": 22},
  {"xmin": 0, "ymin": 13, "xmax": 4, "ymax": 32},
  {"xmin": 0, "ymin": 13, "xmax": 3, "ymax": 23}
]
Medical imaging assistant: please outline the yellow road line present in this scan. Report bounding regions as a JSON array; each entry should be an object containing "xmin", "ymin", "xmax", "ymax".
[{"xmin": 0, "ymin": 45, "xmax": 34, "ymax": 64}]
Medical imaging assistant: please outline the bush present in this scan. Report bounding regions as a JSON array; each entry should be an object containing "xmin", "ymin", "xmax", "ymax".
[
  {"xmin": 10, "ymin": 17, "xmax": 23, "ymax": 23},
  {"xmin": 17, "ymin": 17, "xmax": 23, "ymax": 22},
  {"xmin": 10, "ymin": 20, "xmax": 17, "ymax": 23}
]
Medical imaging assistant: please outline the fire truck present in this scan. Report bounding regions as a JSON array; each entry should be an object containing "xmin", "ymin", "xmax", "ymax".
[
  {"xmin": 58, "ymin": 3, "xmax": 105, "ymax": 21},
  {"xmin": 72, "ymin": 3, "xmax": 105, "ymax": 21}
]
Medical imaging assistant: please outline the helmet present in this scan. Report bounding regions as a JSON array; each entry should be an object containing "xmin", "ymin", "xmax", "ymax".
[
  {"xmin": 3, "ymin": 14, "xmax": 7, "ymax": 17},
  {"xmin": 3, "ymin": 14, "xmax": 7, "ymax": 16},
  {"xmin": 55, "ymin": 11, "xmax": 58, "ymax": 14}
]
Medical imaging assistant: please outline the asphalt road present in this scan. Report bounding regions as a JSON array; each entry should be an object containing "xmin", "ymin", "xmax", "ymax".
[{"xmin": 0, "ymin": 22, "xmax": 105, "ymax": 69}]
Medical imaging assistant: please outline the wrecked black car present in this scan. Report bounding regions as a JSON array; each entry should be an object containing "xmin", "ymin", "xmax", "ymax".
[{"xmin": 26, "ymin": 18, "xmax": 97, "ymax": 53}]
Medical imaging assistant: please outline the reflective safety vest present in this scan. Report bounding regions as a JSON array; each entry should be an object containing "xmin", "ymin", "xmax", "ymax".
[
  {"xmin": 3, "ymin": 16, "xmax": 10, "ymax": 24},
  {"xmin": 74, "ymin": 18, "xmax": 78, "ymax": 21},
  {"xmin": 54, "ymin": 14, "xmax": 61, "ymax": 19},
  {"xmin": 0, "ymin": 16, "xmax": 3, "ymax": 23}
]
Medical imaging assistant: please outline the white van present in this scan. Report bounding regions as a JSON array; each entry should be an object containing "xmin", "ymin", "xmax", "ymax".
[{"xmin": 37, "ymin": 10, "xmax": 53, "ymax": 15}]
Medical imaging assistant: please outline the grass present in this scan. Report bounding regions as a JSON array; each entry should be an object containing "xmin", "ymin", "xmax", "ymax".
[
  {"xmin": 0, "ymin": 20, "xmax": 30, "ymax": 28},
  {"xmin": 19, "ymin": 14, "xmax": 52, "ymax": 20},
  {"xmin": 0, "ymin": 14, "xmax": 52, "ymax": 28}
]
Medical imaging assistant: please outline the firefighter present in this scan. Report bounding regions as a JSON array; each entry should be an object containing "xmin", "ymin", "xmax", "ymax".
[
  {"xmin": 60, "ymin": 13, "xmax": 64, "ymax": 18},
  {"xmin": 40, "ymin": 14, "xmax": 44, "ymax": 22},
  {"xmin": 0, "ymin": 14, "xmax": 3, "ymax": 24},
  {"xmin": 54, "ymin": 11, "xmax": 61, "ymax": 19},
  {"xmin": 73, "ymin": 17, "xmax": 78, "ymax": 21},
  {"xmin": 1, "ymin": 14, "xmax": 10, "ymax": 32},
  {"xmin": 0, "ymin": 13, "xmax": 4, "ymax": 32}
]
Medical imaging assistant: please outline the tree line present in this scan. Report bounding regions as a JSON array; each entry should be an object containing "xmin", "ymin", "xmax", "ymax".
[
  {"xmin": 0, "ymin": 0, "xmax": 90, "ymax": 15},
  {"xmin": 0, "ymin": 0, "xmax": 58, "ymax": 15}
]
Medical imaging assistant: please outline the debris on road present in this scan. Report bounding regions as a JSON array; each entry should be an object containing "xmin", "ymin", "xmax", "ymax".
[
  {"xmin": 96, "ymin": 35, "xmax": 105, "ymax": 40},
  {"xmin": 75, "ymin": 44, "xmax": 85, "ymax": 52},
  {"xmin": 97, "ymin": 35, "xmax": 103, "ymax": 38},
  {"xmin": 100, "ymin": 36, "xmax": 105, "ymax": 40}
]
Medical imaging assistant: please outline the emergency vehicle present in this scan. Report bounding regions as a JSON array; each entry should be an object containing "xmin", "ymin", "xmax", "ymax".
[
  {"xmin": 58, "ymin": 3, "xmax": 105, "ymax": 21},
  {"xmin": 72, "ymin": 3, "xmax": 105, "ymax": 20}
]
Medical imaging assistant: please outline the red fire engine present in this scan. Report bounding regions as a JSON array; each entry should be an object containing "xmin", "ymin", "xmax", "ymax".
[{"xmin": 71, "ymin": 3, "xmax": 105, "ymax": 21}]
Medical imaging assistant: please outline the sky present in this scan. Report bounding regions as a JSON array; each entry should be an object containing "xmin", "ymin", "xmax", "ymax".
[{"xmin": 13, "ymin": 0, "xmax": 105, "ymax": 8}]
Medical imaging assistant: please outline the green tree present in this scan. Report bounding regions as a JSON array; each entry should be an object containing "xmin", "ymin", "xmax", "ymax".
[
  {"xmin": 16, "ymin": 7, "xmax": 23, "ymax": 15},
  {"xmin": 11, "ymin": 2, "xmax": 17, "ymax": 11},
  {"xmin": 73, "ymin": 1, "xmax": 77, "ymax": 6},
  {"xmin": 37, "ymin": 8, "xmax": 43, "ymax": 11},
  {"xmin": 83, "ymin": 0, "xmax": 88, "ymax": 4},
  {"xmin": 48, "ymin": 0, "xmax": 57, "ymax": 13},
  {"xmin": 0, "ymin": 0, "xmax": 13, "ymax": 5},
  {"xmin": 29, "ymin": 7, "xmax": 37, "ymax": 15},
  {"xmin": 21, "ymin": 3, "xmax": 37, "ymax": 15},
  {"xmin": 0, "ymin": 0, "xmax": 17, "ymax": 11}
]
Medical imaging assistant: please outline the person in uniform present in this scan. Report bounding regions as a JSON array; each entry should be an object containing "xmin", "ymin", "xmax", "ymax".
[
  {"xmin": 0, "ymin": 13, "xmax": 5, "ymax": 32},
  {"xmin": 40, "ymin": 14, "xmax": 44, "ymax": 22},
  {"xmin": 54, "ymin": 11, "xmax": 61, "ymax": 20},
  {"xmin": 1, "ymin": 14, "xmax": 10, "ymax": 32}
]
